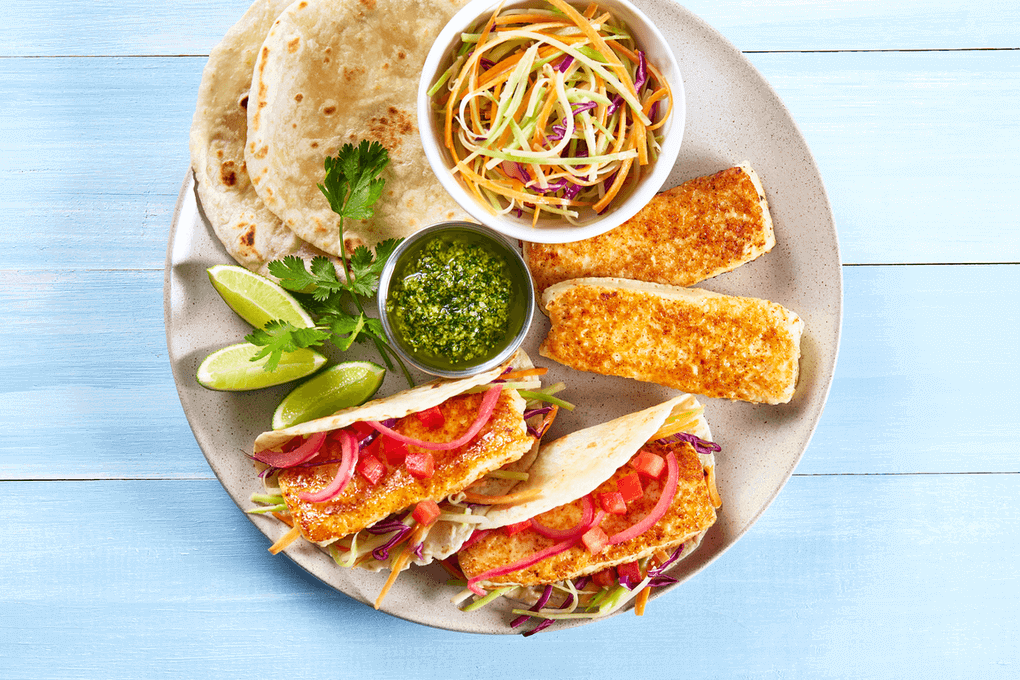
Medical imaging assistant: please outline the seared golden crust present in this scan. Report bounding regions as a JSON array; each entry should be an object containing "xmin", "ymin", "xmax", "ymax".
[
  {"xmin": 279, "ymin": 389, "xmax": 532, "ymax": 544},
  {"xmin": 540, "ymin": 279, "xmax": 803, "ymax": 404},
  {"xmin": 523, "ymin": 165, "xmax": 774, "ymax": 296},
  {"xmin": 458, "ymin": 441, "xmax": 716, "ymax": 585}
]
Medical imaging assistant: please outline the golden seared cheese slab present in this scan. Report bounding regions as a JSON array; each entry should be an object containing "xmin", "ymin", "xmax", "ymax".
[
  {"xmin": 523, "ymin": 164, "xmax": 774, "ymax": 297},
  {"xmin": 458, "ymin": 441, "xmax": 716, "ymax": 586},
  {"xmin": 278, "ymin": 388, "xmax": 532, "ymax": 545},
  {"xmin": 540, "ymin": 278, "xmax": 804, "ymax": 404}
]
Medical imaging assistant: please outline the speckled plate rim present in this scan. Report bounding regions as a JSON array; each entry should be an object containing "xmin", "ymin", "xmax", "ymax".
[{"xmin": 165, "ymin": 0, "xmax": 841, "ymax": 636}]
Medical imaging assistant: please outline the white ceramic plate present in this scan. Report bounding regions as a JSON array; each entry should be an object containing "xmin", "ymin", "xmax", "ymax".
[{"xmin": 165, "ymin": 0, "xmax": 841, "ymax": 635}]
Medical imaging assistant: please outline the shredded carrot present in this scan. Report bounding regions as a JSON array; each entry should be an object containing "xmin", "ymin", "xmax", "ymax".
[
  {"xmin": 461, "ymin": 486, "xmax": 543, "ymax": 505},
  {"xmin": 268, "ymin": 525, "xmax": 302, "ymax": 555},
  {"xmin": 634, "ymin": 585, "xmax": 651, "ymax": 615},
  {"xmin": 500, "ymin": 367, "xmax": 548, "ymax": 381},
  {"xmin": 373, "ymin": 523, "xmax": 431, "ymax": 609},
  {"xmin": 271, "ymin": 511, "xmax": 294, "ymax": 527}
]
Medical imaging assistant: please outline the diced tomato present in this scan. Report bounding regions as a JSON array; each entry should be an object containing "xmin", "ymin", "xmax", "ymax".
[
  {"xmin": 347, "ymin": 421, "xmax": 376, "ymax": 441},
  {"xmin": 357, "ymin": 453, "xmax": 386, "ymax": 485},
  {"xmin": 599, "ymin": 491, "xmax": 628, "ymax": 515},
  {"xmin": 405, "ymin": 451, "xmax": 435, "ymax": 479},
  {"xmin": 382, "ymin": 436, "xmax": 409, "ymax": 465},
  {"xmin": 414, "ymin": 405, "xmax": 446, "ymax": 430},
  {"xmin": 616, "ymin": 560, "xmax": 642, "ymax": 584},
  {"xmin": 631, "ymin": 451, "xmax": 666, "ymax": 479},
  {"xmin": 592, "ymin": 567, "xmax": 617, "ymax": 588},
  {"xmin": 617, "ymin": 472, "xmax": 644, "ymax": 503},
  {"xmin": 412, "ymin": 499, "xmax": 442, "ymax": 526},
  {"xmin": 503, "ymin": 520, "xmax": 533, "ymax": 536},
  {"xmin": 581, "ymin": 525, "xmax": 609, "ymax": 555}
]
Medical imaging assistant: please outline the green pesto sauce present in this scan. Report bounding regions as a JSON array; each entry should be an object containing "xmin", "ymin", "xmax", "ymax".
[{"xmin": 387, "ymin": 235, "xmax": 514, "ymax": 365}]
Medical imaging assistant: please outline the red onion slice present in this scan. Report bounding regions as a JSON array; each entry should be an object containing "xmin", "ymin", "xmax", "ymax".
[
  {"xmin": 531, "ymin": 495, "xmax": 594, "ymax": 541},
  {"xmin": 365, "ymin": 386, "xmax": 501, "ymax": 451},
  {"xmin": 253, "ymin": 431, "xmax": 327, "ymax": 468},
  {"xmin": 607, "ymin": 451, "xmax": 678, "ymax": 546},
  {"xmin": 297, "ymin": 430, "xmax": 359, "ymax": 503}
]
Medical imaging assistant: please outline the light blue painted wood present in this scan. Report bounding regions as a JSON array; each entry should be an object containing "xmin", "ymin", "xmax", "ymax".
[
  {"xmin": 0, "ymin": 0, "xmax": 1017, "ymax": 56},
  {"xmin": 749, "ymin": 50, "xmax": 1020, "ymax": 265},
  {"xmin": 1, "ymin": 475, "xmax": 1017, "ymax": 678},
  {"xmin": 2, "ymin": 264, "xmax": 1017, "ymax": 479},
  {"xmin": 4, "ymin": 53, "xmax": 1019, "ymax": 270}
]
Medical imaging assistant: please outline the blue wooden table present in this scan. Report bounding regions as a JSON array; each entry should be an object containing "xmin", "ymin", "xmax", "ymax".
[{"xmin": 2, "ymin": 1, "xmax": 1018, "ymax": 677}]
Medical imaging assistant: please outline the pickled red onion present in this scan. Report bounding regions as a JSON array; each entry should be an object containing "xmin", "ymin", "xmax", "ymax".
[
  {"xmin": 607, "ymin": 451, "xmax": 678, "ymax": 545},
  {"xmin": 531, "ymin": 494, "xmax": 594, "ymax": 540},
  {"xmin": 468, "ymin": 503, "xmax": 606, "ymax": 595},
  {"xmin": 253, "ymin": 431, "xmax": 326, "ymax": 468},
  {"xmin": 298, "ymin": 430, "xmax": 358, "ymax": 503},
  {"xmin": 365, "ymin": 386, "xmax": 502, "ymax": 451}
]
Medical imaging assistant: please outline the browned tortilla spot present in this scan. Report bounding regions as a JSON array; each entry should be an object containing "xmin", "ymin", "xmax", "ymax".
[
  {"xmin": 294, "ymin": 93, "xmax": 304, "ymax": 102},
  {"xmin": 219, "ymin": 161, "xmax": 237, "ymax": 187},
  {"xmin": 287, "ymin": 37, "xmax": 300, "ymax": 53}
]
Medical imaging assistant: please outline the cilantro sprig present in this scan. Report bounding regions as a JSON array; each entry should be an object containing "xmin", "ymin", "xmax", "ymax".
[{"xmin": 244, "ymin": 141, "xmax": 414, "ymax": 386}]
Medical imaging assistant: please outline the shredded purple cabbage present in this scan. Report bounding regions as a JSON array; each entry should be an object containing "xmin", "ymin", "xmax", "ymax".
[
  {"xmin": 634, "ymin": 51, "xmax": 648, "ymax": 92},
  {"xmin": 367, "ymin": 519, "xmax": 413, "ymax": 561},
  {"xmin": 657, "ymin": 432, "xmax": 721, "ymax": 455},
  {"xmin": 555, "ymin": 55, "xmax": 574, "ymax": 72},
  {"xmin": 511, "ymin": 584, "xmax": 554, "ymax": 629},
  {"xmin": 480, "ymin": 57, "xmax": 495, "ymax": 70},
  {"xmin": 571, "ymin": 101, "xmax": 598, "ymax": 116},
  {"xmin": 413, "ymin": 540, "xmax": 425, "ymax": 561},
  {"xmin": 523, "ymin": 406, "xmax": 553, "ymax": 420},
  {"xmin": 607, "ymin": 93, "xmax": 624, "ymax": 115},
  {"xmin": 533, "ymin": 178, "xmax": 568, "ymax": 194}
]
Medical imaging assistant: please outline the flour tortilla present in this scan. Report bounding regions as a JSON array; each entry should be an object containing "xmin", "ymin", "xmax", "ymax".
[
  {"xmin": 189, "ymin": 0, "xmax": 341, "ymax": 277},
  {"xmin": 245, "ymin": 0, "xmax": 471, "ymax": 256},
  {"xmin": 476, "ymin": 393, "xmax": 712, "ymax": 529}
]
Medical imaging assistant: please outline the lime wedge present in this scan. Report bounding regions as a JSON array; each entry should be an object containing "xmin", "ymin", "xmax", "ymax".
[
  {"xmin": 207, "ymin": 264, "xmax": 314, "ymax": 330},
  {"xmin": 196, "ymin": 343, "xmax": 327, "ymax": 391},
  {"xmin": 272, "ymin": 361, "xmax": 386, "ymax": 429}
]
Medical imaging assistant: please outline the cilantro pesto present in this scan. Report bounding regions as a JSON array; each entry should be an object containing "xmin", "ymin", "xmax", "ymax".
[{"xmin": 387, "ymin": 234, "xmax": 515, "ymax": 365}]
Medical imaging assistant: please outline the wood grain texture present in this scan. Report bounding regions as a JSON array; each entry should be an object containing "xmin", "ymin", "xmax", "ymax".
[
  {"xmin": 0, "ymin": 0, "xmax": 1017, "ymax": 56},
  {"xmin": 3, "ymin": 53, "xmax": 1018, "ymax": 270},
  {"xmin": 3, "ymin": 265, "xmax": 1017, "ymax": 480},
  {"xmin": 1, "ymin": 476, "xmax": 1016, "ymax": 678}
]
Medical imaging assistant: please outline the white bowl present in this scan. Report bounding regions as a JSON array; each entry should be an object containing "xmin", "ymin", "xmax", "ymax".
[{"xmin": 417, "ymin": 0, "xmax": 685, "ymax": 244}]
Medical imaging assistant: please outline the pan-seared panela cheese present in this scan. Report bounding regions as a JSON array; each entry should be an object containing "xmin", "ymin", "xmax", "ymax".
[
  {"xmin": 540, "ymin": 278, "xmax": 803, "ymax": 404},
  {"xmin": 458, "ymin": 440, "xmax": 716, "ymax": 586},
  {"xmin": 279, "ymin": 389, "xmax": 532, "ymax": 545},
  {"xmin": 523, "ymin": 164, "xmax": 774, "ymax": 298}
]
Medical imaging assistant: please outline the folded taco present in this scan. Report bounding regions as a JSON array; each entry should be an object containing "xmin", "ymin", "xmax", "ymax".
[
  {"xmin": 453, "ymin": 394, "xmax": 721, "ymax": 634},
  {"xmin": 248, "ymin": 350, "xmax": 562, "ymax": 607}
]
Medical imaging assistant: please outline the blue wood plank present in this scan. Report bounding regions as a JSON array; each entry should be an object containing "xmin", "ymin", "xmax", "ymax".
[
  {"xmin": 0, "ymin": 57, "xmax": 201, "ymax": 270},
  {"xmin": 1, "ymin": 0, "xmax": 1017, "ymax": 55},
  {"xmin": 750, "ymin": 50, "xmax": 1020, "ymax": 265},
  {"xmin": 3, "ymin": 52, "xmax": 1019, "ymax": 269},
  {"xmin": 1, "ymin": 475, "xmax": 1017, "ymax": 678},
  {"xmin": 2, "ymin": 264, "xmax": 1017, "ymax": 479}
]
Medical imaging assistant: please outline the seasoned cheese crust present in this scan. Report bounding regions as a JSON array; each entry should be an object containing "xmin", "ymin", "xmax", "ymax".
[
  {"xmin": 523, "ymin": 164, "xmax": 774, "ymax": 297},
  {"xmin": 278, "ymin": 388, "xmax": 532, "ymax": 544},
  {"xmin": 458, "ymin": 440, "xmax": 716, "ymax": 586},
  {"xmin": 540, "ymin": 278, "xmax": 803, "ymax": 404}
]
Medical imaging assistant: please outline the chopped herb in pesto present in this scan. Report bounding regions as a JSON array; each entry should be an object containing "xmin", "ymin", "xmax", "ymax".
[{"xmin": 387, "ymin": 236, "xmax": 513, "ymax": 364}]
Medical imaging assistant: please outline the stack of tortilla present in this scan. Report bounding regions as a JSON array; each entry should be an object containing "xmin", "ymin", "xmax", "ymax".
[{"xmin": 189, "ymin": 0, "xmax": 470, "ymax": 277}]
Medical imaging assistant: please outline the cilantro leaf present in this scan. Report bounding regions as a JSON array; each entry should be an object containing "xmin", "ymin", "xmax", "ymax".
[{"xmin": 245, "ymin": 320, "xmax": 330, "ymax": 372}]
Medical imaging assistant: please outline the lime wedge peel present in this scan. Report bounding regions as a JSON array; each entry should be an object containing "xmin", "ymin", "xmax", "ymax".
[
  {"xmin": 272, "ymin": 361, "xmax": 386, "ymax": 430},
  {"xmin": 207, "ymin": 264, "xmax": 314, "ymax": 330},
  {"xmin": 197, "ymin": 343, "xmax": 327, "ymax": 391}
]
